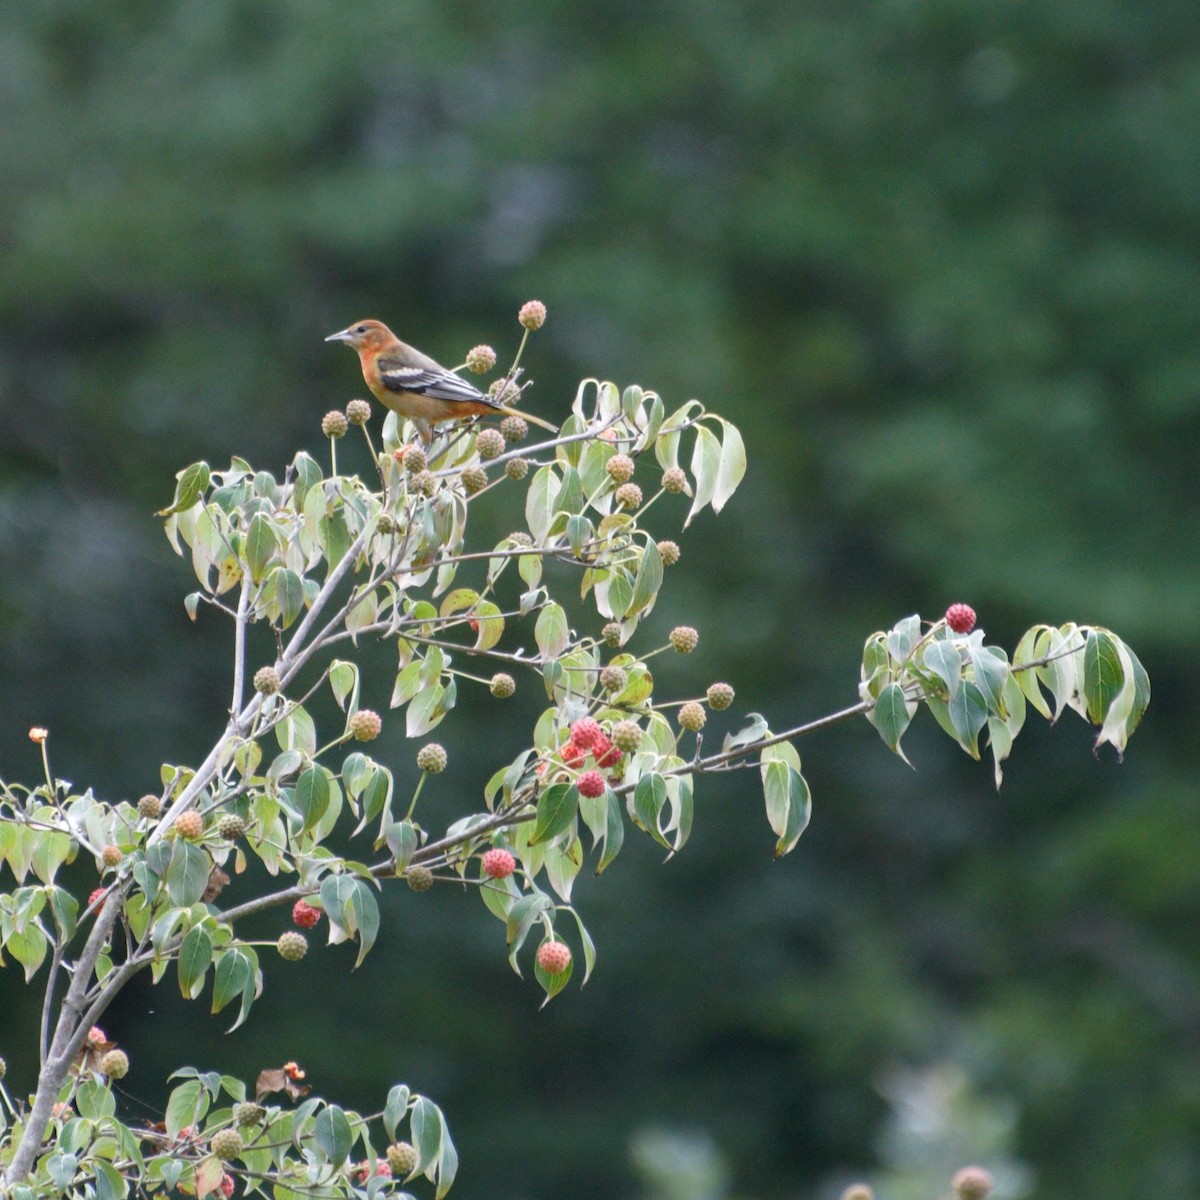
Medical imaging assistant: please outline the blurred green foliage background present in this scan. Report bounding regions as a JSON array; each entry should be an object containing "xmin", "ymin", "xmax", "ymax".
[{"xmin": 2, "ymin": 2, "xmax": 1198, "ymax": 1197}]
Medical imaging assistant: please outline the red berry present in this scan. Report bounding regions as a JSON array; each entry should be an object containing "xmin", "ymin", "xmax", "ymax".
[
  {"xmin": 220, "ymin": 1174, "xmax": 235, "ymax": 1199},
  {"xmin": 536, "ymin": 940, "xmax": 571, "ymax": 975},
  {"xmin": 560, "ymin": 740, "xmax": 587, "ymax": 767},
  {"xmin": 292, "ymin": 900, "xmax": 321, "ymax": 929},
  {"xmin": 945, "ymin": 603, "xmax": 977, "ymax": 634},
  {"xmin": 88, "ymin": 888, "xmax": 106, "ymax": 909},
  {"xmin": 354, "ymin": 1161, "xmax": 392, "ymax": 1183},
  {"xmin": 577, "ymin": 770, "xmax": 605, "ymax": 798},
  {"xmin": 482, "ymin": 848, "xmax": 516, "ymax": 879},
  {"xmin": 593, "ymin": 734, "xmax": 620, "ymax": 768},
  {"xmin": 569, "ymin": 718, "xmax": 602, "ymax": 750}
]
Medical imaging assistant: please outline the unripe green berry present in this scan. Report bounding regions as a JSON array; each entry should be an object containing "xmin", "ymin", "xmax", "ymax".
[
  {"xmin": 614, "ymin": 482, "xmax": 642, "ymax": 509},
  {"xmin": 499, "ymin": 414, "xmax": 528, "ymax": 443},
  {"xmin": 175, "ymin": 810, "xmax": 204, "ymax": 840},
  {"xmin": 211, "ymin": 1128, "xmax": 244, "ymax": 1161},
  {"xmin": 461, "ymin": 466, "xmax": 488, "ymax": 495},
  {"xmin": 253, "ymin": 666, "xmax": 281, "ymax": 695},
  {"xmin": 233, "ymin": 1101, "xmax": 265, "ymax": 1127},
  {"xmin": 490, "ymin": 672, "xmax": 516, "ymax": 698},
  {"xmin": 476, "ymin": 428, "xmax": 505, "ymax": 460},
  {"xmin": 101, "ymin": 844, "xmax": 122, "ymax": 868},
  {"xmin": 669, "ymin": 625, "xmax": 699, "ymax": 653},
  {"xmin": 606, "ymin": 454, "xmax": 635, "ymax": 484},
  {"xmin": 611, "ymin": 719, "xmax": 643, "ymax": 753},
  {"xmin": 466, "ymin": 344, "xmax": 497, "ymax": 374},
  {"xmin": 406, "ymin": 865, "xmax": 434, "ymax": 892},
  {"xmin": 657, "ymin": 540, "xmax": 681, "ymax": 566},
  {"xmin": 402, "ymin": 445, "xmax": 427, "ymax": 474},
  {"xmin": 137, "ymin": 794, "xmax": 162, "ymax": 820},
  {"xmin": 416, "ymin": 743, "xmax": 447, "ymax": 773},
  {"xmin": 346, "ymin": 398, "xmax": 372, "ymax": 426},
  {"xmin": 600, "ymin": 665, "xmax": 627, "ymax": 693},
  {"xmin": 509, "ymin": 531, "xmax": 534, "ymax": 548},
  {"xmin": 376, "ymin": 513, "xmax": 396, "ymax": 535},
  {"xmin": 488, "ymin": 378, "xmax": 521, "ymax": 405},
  {"xmin": 217, "ymin": 814, "xmax": 246, "ymax": 841},
  {"xmin": 349, "ymin": 709, "xmax": 382, "ymax": 742},
  {"xmin": 100, "ymin": 1049, "xmax": 129, "ymax": 1080},
  {"xmin": 519, "ymin": 299, "xmax": 547, "ymax": 330},
  {"xmin": 678, "ymin": 701, "xmax": 706, "ymax": 732},
  {"xmin": 322, "ymin": 411, "xmax": 348, "ymax": 439},
  {"xmin": 411, "ymin": 470, "xmax": 436, "ymax": 497},
  {"xmin": 387, "ymin": 1142, "xmax": 419, "ymax": 1177},
  {"xmin": 601, "ymin": 621, "xmax": 622, "ymax": 647},
  {"xmin": 505, "ymin": 457, "xmax": 529, "ymax": 481},
  {"xmin": 277, "ymin": 931, "xmax": 308, "ymax": 961},
  {"xmin": 707, "ymin": 682, "xmax": 735, "ymax": 710},
  {"xmin": 662, "ymin": 466, "xmax": 687, "ymax": 494}
]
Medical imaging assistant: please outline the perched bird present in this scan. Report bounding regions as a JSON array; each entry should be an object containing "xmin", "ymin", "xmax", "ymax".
[{"xmin": 325, "ymin": 319, "xmax": 557, "ymax": 444}]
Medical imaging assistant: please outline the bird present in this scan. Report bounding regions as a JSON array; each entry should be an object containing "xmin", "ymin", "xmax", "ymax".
[{"xmin": 325, "ymin": 319, "xmax": 558, "ymax": 444}]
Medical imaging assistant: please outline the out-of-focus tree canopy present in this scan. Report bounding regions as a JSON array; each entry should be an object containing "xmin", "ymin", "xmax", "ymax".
[{"xmin": 1, "ymin": 2, "xmax": 1198, "ymax": 1197}]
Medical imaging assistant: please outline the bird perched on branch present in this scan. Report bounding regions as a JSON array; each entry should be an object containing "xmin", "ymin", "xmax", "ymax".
[{"xmin": 325, "ymin": 319, "xmax": 557, "ymax": 444}]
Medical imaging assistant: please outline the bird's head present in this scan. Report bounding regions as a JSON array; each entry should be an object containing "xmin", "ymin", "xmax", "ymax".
[{"xmin": 325, "ymin": 319, "xmax": 394, "ymax": 353}]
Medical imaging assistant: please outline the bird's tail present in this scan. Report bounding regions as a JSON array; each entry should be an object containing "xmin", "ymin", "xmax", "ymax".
[{"xmin": 497, "ymin": 405, "xmax": 558, "ymax": 434}]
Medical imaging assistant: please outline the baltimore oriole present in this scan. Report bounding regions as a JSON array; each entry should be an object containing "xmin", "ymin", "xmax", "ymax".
[{"xmin": 325, "ymin": 319, "xmax": 557, "ymax": 444}]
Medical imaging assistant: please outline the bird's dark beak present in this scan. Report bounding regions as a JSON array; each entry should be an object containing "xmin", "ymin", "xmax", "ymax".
[{"xmin": 325, "ymin": 327, "xmax": 356, "ymax": 344}]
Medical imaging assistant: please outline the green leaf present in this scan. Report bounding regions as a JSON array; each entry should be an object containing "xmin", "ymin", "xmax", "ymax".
[
  {"xmin": 596, "ymin": 790, "xmax": 625, "ymax": 874},
  {"xmin": 1083, "ymin": 629, "xmax": 1125, "ymax": 725},
  {"xmin": 887, "ymin": 614, "xmax": 921, "ymax": 663},
  {"xmin": 505, "ymin": 892, "xmax": 550, "ymax": 952},
  {"xmin": 345, "ymin": 590, "xmax": 378, "ymax": 638},
  {"xmin": 158, "ymin": 461, "xmax": 210, "ymax": 516},
  {"xmin": 7, "ymin": 922, "xmax": 47, "ymax": 979},
  {"xmin": 968, "ymin": 644, "xmax": 1010, "ymax": 715},
  {"xmin": 633, "ymin": 773, "xmax": 670, "ymax": 848},
  {"xmin": 556, "ymin": 465, "xmax": 585, "ymax": 515},
  {"xmin": 329, "ymin": 660, "xmax": 359, "ymax": 711},
  {"xmin": 212, "ymin": 948, "xmax": 252, "ymax": 1015},
  {"xmin": 869, "ymin": 682, "xmax": 914, "ymax": 763},
  {"xmin": 177, "ymin": 925, "xmax": 213, "ymax": 1000},
  {"xmin": 535, "ymin": 603, "xmax": 570, "ymax": 660},
  {"xmin": 245, "ymin": 512, "xmax": 277, "ymax": 584},
  {"xmin": 685, "ymin": 424, "xmax": 721, "ymax": 527},
  {"xmin": 166, "ymin": 841, "xmax": 211, "ymax": 906},
  {"xmin": 384, "ymin": 1085, "xmax": 411, "ymax": 1143},
  {"xmin": 626, "ymin": 539, "xmax": 663, "ymax": 617},
  {"xmin": 948, "ymin": 679, "xmax": 989, "ymax": 759},
  {"xmin": 530, "ymin": 783, "xmax": 577, "ymax": 845},
  {"xmin": 713, "ymin": 419, "xmax": 747, "ymax": 513},
  {"xmin": 94, "ymin": 1159, "xmax": 129, "ymax": 1200},
  {"xmin": 274, "ymin": 568, "xmax": 305, "ymax": 628},
  {"xmin": 76, "ymin": 1080, "xmax": 116, "ymax": 1121},
  {"xmin": 385, "ymin": 821, "xmax": 419, "ymax": 873},
  {"xmin": 314, "ymin": 1104, "xmax": 353, "ymax": 1166},
  {"xmin": 921, "ymin": 639, "xmax": 962, "ymax": 699},
  {"xmin": 760, "ymin": 760, "xmax": 811, "ymax": 857},
  {"xmin": 472, "ymin": 600, "xmax": 505, "ymax": 652},
  {"xmin": 722, "ymin": 713, "xmax": 769, "ymax": 753},
  {"xmin": 526, "ymin": 466, "xmax": 560, "ymax": 542},
  {"xmin": 294, "ymin": 767, "xmax": 331, "ymax": 834},
  {"xmin": 275, "ymin": 704, "xmax": 317, "ymax": 755},
  {"xmin": 1013, "ymin": 625, "xmax": 1053, "ymax": 718},
  {"xmin": 165, "ymin": 1079, "xmax": 208, "ymax": 1136}
]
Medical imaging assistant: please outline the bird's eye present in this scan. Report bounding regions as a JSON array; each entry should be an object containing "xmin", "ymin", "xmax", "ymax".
[{"xmin": 354, "ymin": 324, "xmax": 369, "ymax": 334}]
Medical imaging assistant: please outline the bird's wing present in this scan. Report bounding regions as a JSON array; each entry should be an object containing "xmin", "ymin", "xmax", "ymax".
[{"xmin": 376, "ymin": 356, "xmax": 494, "ymax": 408}]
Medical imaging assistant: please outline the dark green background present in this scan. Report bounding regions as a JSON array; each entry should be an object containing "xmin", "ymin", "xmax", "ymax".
[{"xmin": 2, "ymin": 3, "xmax": 1198, "ymax": 1197}]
